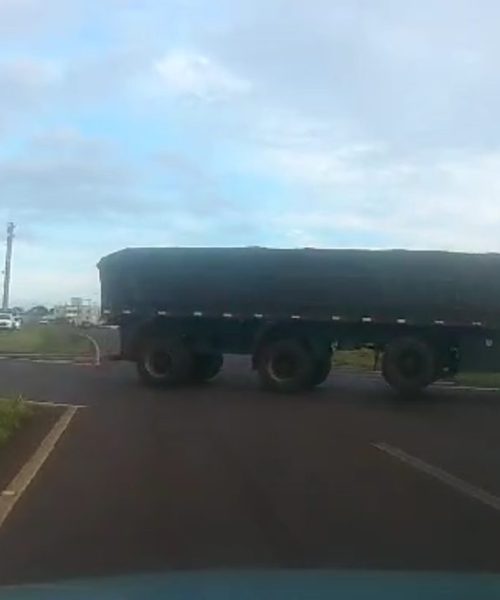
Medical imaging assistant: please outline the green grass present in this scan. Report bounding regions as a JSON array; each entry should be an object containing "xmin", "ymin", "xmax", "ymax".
[
  {"xmin": 456, "ymin": 372, "xmax": 500, "ymax": 388},
  {"xmin": 334, "ymin": 348, "xmax": 377, "ymax": 371},
  {"xmin": 0, "ymin": 325, "xmax": 91, "ymax": 356},
  {"xmin": 0, "ymin": 397, "xmax": 32, "ymax": 448}
]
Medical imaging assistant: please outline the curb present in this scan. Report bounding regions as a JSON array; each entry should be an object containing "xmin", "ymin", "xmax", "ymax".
[
  {"xmin": 0, "ymin": 355, "xmax": 96, "ymax": 366},
  {"xmin": 0, "ymin": 353, "xmax": 93, "ymax": 361}
]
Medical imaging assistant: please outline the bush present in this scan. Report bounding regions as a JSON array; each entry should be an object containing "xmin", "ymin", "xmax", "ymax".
[{"xmin": 0, "ymin": 397, "xmax": 32, "ymax": 447}]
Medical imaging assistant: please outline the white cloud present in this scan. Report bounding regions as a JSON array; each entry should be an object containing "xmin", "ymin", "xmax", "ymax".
[
  {"xmin": 0, "ymin": 57, "xmax": 60, "ymax": 86},
  {"xmin": 260, "ymin": 145, "xmax": 409, "ymax": 187},
  {"xmin": 154, "ymin": 50, "xmax": 252, "ymax": 100},
  {"xmin": 0, "ymin": 129, "xmax": 145, "ymax": 219},
  {"xmin": 0, "ymin": 58, "xmax": 61, "ymax": 108},
  {"xmin": 11, "ymin": 267, "xmax": 99, "ymax": 307},
  {"xmin": 206, "ymin": 0, "xmax": 500, "ymax": 149},
  {"xmin": 260, "ymin": 141, "xmax": 500, "ymax": 252},
  {"xmin": 0, "ymin": 0, "xmax": 77, "ymax": 37},
  {"xmin": 0, "ymin": 57, "xmax": 63, "ymax": 134}
]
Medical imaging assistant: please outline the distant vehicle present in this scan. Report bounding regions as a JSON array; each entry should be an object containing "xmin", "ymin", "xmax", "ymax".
[
  {"xmin": 99, "ymin": 247, "xmax": 500, "ymax": 395},
  {"xmin": 39, "ymin": 318, "xmax": 50, "ymax": 325},
  {"xmin": 0, "ymin": 313, "xmax": 16, "ymax": 331}
]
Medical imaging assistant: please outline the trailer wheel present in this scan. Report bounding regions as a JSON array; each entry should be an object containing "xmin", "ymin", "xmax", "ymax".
[
  {"xmin": 309, "ymin": 354, "xmax": 333, "ymax": 387},
  {"xmin": 191, "ymin": 353, "xmax": 223, "ymax": 382},
  {"xmin": 382, "ymin": 337, "xmax": 435, "ymax": 395},
  {"xmin": 258, "ymin": 339, "xmax": 315, "ymax": 393},
  {"xmin": 136, "ymin": 338, "xmax": 193, "ymax": 387}
]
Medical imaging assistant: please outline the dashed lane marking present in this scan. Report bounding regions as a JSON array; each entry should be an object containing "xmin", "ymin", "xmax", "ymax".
[
  {"xmin": 0, "ymin": 406, "xmax": 79, "ymax": 529},
  {"xmin": 373, "ymin": 441, "xmax": 500, "ymax": 512}
]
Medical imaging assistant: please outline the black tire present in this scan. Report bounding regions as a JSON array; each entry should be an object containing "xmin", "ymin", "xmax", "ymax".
[
  {"xmin": 309, "ymin": 355, "xmax": 332, "ymax": 387},
  {"xmin": 136, "ymin": 338, "xmax": 193, "ymax": 387},
  {"xmin": 191, "ymin": 353, "xmax": 223, "ymax": 382},
  {"xmin": 257, "ymin": 339, "xmax": 315, "ymax": 393},
  {"xmin": 382, "ymin": 337, "xmax": 436, "ymax": 394}
]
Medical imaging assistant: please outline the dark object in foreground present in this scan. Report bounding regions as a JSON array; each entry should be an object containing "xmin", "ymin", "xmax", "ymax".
[{"xmin": 98, "ymin": 247, "xmax": 500, "ymax": 394}]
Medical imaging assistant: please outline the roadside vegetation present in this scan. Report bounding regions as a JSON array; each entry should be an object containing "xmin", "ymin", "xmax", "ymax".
[
  {"xmin": 334, "ymin": 349, "xmax": 377, "ymax": 371},
  {"xmin": 0, "ymin": 325, "xmax": 92, "ymax": 356},
  {"xmin": 0, "ymin": 397, "xmax": 32, "ymax": 448},
  {"xmin": 455, "ymin": 372, "xmax": 500, "ymax": 389}
]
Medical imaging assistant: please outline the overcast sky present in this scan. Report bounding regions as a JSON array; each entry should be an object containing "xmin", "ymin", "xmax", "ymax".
[{"xmin": 2, "ymin": 0, "xmax": 500, "ymax": 306}]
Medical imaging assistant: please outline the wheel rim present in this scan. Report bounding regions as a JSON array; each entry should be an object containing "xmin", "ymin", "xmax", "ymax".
[
  {"xmin": 397, "ymin": 349, "xmax": 423, "ymax": 379},
  {"xmin": 145, "ymin": 350, "xmax": 172, "ymax": 378},
  {"xmin": 269, "ymin": 353, "xmax": 298, "ymax": 381}
]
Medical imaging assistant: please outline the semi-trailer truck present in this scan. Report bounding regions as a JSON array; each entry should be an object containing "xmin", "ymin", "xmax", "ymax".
[{"xmin": 98, "ymin": 247, "xmax": 500, "ymax": 394}]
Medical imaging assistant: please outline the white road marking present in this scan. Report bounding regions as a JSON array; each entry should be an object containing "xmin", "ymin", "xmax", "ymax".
[
  {"xmin": 0, "ymin": 356, "xmax": 99, "ymax": 368},
  {"xmin": 373, "ymin": 441, "xmax": 500, "ymax": 512},
  {"xmin": 450, "ymin": 385, "xmax": 500, "ymax": 392},
  {"xmin": 0, "ymin": 406, "xmax": 78, "ymax": 529},
  {"xmin": 24, "ymin": 400, "xmax": 86, "ymax": 409},
  {"xmin": 20, "ymin": 358, "xmax": 72, "ymax": 364}
]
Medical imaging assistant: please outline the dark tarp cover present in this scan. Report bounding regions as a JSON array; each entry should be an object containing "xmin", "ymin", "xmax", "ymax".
[{"xmin": 98, "ymin": 247, "xmax": 500, "ymax": 328}]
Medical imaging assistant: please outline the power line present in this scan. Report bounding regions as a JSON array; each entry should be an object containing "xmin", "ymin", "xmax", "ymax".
[{"xmin": 2, "ymin": 222, "xmax": 15, "ymax": 310}]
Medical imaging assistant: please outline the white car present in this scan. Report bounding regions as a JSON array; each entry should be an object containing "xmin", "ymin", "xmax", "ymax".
[{"xmin": 0, "ymin": 313, "xmax": 16, "ymax": 331}]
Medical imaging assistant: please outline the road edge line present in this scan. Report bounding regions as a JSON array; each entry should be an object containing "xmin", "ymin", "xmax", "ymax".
[
  {"xmin": 372, "ymin": 441, "xmax": 500, "ymax": 512},
  {"xmin": 446, "ymin": 385, "xmax": 500, "ymax": 393},
  {"xmin": 0, "ymin": 406, "xmax": 78, "ymax": 529}
]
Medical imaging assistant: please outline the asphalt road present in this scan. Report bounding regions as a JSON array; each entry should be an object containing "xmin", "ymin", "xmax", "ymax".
[{"xmin": 0, "ymin": 356, "xmax": 500, "ymax": 584}]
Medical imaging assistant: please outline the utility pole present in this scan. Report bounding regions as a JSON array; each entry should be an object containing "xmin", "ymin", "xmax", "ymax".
[{"xmin": 2, "ymin": 222, "xmax": 15, "ymax": 310}]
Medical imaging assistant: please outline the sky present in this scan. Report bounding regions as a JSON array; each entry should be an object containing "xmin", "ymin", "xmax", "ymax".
[{"xmin": 2, "ymin": 0, "xmax": 500, "ymax": 306}]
